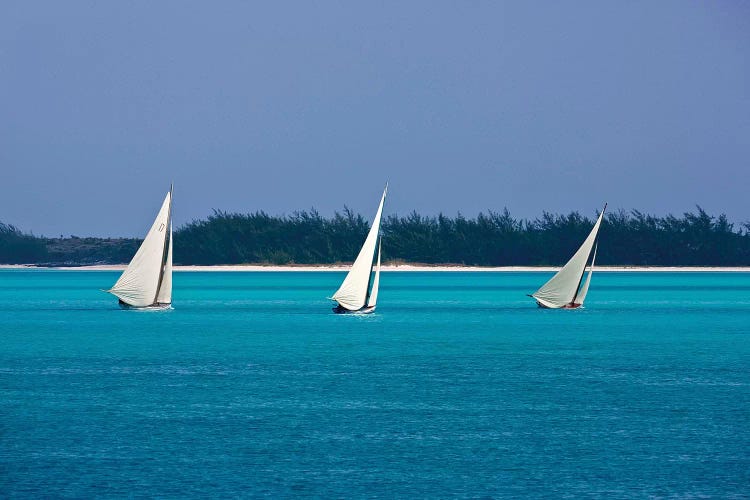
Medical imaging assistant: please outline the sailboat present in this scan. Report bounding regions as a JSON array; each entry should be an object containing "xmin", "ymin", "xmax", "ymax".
[
  {"xmin": 107, "ymin": 186, "xmax": 173, "ymax": 309},
  {"xmin": 530, "ymin": 203, "xmax": 606, "ymax": 309},
  {"xmin": 331, "ymin": 185, "xmax": 387, "ymax": 314}
]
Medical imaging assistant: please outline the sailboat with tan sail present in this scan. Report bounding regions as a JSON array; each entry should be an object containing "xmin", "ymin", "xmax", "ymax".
[
  {"xmin": 331, "ymin": 185, "xmax": 387, "ymax": 314},
  {"xmin": 106, "ymin": 185, "xmax": 173, "ymax": 309},
  {"xmin": 529, "ymin": 203, "xmax": 606, "ymax": 309}
]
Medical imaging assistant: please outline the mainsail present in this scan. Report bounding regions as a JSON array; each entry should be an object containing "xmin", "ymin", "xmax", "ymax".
[
  {"xmin": 574, "ymin": 241, "xmax": 597, "ymax": 306},
  {"xmin": 366, "ymin": 238, "xmax": 382, "ymax": 308},
  {"xmin": 532, "ymin": 204, "xmax": 606, "ymax": 308},
  {"xmin": 108, "ymin": 188, "xmax": 173, "ymax": 307},
  {"xmin": 155, "ymin": 218, "xmax": 173, "ymax": 304},
  {"xmin": 332, "ymin": 185, "xmax": 387, "ymax": 311}
]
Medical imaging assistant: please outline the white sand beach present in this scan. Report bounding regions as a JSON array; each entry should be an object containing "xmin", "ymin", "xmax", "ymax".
[{"xmin": 2, "ymin": 264, "xmax": 749, "ymax": 272}]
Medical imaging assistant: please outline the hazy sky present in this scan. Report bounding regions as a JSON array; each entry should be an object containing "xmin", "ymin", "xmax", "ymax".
[{"xmin": 2, "ymin": 1, "xmax": 748, "ymax": 237}]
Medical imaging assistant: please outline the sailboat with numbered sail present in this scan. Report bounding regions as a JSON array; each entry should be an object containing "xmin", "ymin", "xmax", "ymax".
[
  {"xmin": 331, "ymin": 184, "xmax": 387, "ymax": 314},
  {"xmin": 529, "ymin": 203, "xmax": 606, "ymax": 309},
  {"xmin": 106, "ymin": 185, "xmax": 173, "ymax": 309}
]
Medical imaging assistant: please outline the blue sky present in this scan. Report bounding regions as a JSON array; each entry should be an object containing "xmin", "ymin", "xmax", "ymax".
[{"xmin": 2, "ymin": 1, "xmax": 748, "ymax": 237}]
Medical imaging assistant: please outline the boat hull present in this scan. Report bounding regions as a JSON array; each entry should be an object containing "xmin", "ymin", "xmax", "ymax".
[
  {"xmin": 535, "ymin": 300, "xmax": 582, "ymax": 309},
  {"xmin": 332, "ymin": 304, "xmax": 376, "ymax": 314},
  {"xmin": 119, "ymin": 299, "xmax": 172, "ymax": 310}
]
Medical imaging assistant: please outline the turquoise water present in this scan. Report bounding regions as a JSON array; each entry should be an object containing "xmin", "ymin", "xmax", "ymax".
[{"xmin": 1, "ymin": 270, "xmax": 749, "ymax": 498}]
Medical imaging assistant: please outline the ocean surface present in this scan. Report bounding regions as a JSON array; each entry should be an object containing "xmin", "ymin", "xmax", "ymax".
[{"xmin": 1, "ymin": 270, "xmax": 749, "ymax": 498}]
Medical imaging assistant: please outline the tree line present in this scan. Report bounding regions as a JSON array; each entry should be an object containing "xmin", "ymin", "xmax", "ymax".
[{"xmin": 1, "ymin": 207, "xmax": 749, "ymax": 266}]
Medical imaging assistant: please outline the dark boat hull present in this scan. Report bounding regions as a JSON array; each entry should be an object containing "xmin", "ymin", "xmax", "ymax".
[
  {"xmin": 332, "ymin": 304, "xmax": 376, "ymax": 314},
  {"xmin": 535, "ymin": 300, "xmax": 582, "ymax": 309},
  {"xmin": 119, "ymin": 299, "xmax": 172, "ymax": 310}
]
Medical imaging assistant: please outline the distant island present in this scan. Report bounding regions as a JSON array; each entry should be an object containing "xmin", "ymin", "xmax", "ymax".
[{"xmin": 2, "ymin": 207, "xmax": 749, "ymax": 267}]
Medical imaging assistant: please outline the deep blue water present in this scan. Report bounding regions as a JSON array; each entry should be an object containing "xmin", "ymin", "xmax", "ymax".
[{"xmin": 1, "ymin": 270, "xmax": 749, "ymax": 498}]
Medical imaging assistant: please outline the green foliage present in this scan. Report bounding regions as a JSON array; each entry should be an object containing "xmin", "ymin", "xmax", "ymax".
[
  {"xmin": 0, "ymin": 222, "xmax": 48, "ymax": 263},
  {"xmin": 598, "ymin": 207, "xmax": 749, "ymax": 266},
  {"xmin": 2, "ymin": 207, "xmax": 749, "ymax": 266},
  {"xmin": 174, "ymin": 208, "xmax": 368, "ymax": 265},
  {"xmin": 44, "ymin": 236, "xmax": 141, "ymax": 265},
  {"xmin": 174, "ymin": 206, "xmax": 750, "ymax": 266}
]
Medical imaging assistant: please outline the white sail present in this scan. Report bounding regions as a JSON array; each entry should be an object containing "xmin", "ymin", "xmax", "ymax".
[
  {"xmin": 332, "ymin": 185, "xmax": 387, "ymax": 311},
  {"xmin": 109, "ymin": 190, "xmax": 172, "ymax": 307},
  {"xmin": 532, "ymin": 205, "xmax": 606, "ymax": 308},
  {"xmin": 155, "ymin": 218, "xmax": 173, "ymax": 304},
  {"xmin": 367, "ymin": 238, "xmax": 382, "ymax": 308},
  {"xmin": 574, "ymin": 242, "xmax": 597, "ymax": 306}
]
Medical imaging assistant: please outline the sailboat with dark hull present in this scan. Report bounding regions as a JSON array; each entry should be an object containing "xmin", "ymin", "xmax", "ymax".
[
  {"xmin": 530, "ymin": 203, "xmax": 606, "ymax": 309},
  {"xmin": 107, "ymin": 186, "xmax": 173, "ymax": 309},
  {"xmin": 331, "ymin": 185, "xmax": 386, "ymax": 314}
]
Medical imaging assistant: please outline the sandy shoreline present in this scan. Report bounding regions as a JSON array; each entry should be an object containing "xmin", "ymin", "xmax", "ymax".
[{"xmin": 1, "ymin": 264, "xmax": 749, "ymax": 272}]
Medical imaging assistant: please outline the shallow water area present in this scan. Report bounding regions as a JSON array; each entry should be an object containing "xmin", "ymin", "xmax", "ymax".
[{"xmin": 1, "ymin": 270, "xmax": 749, "ymax": 497}]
